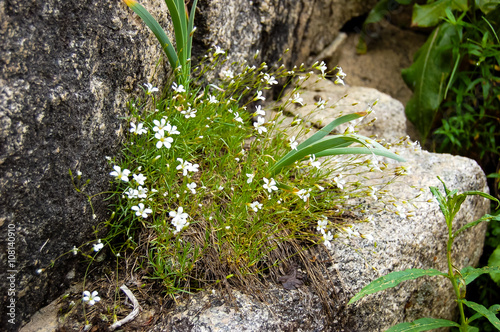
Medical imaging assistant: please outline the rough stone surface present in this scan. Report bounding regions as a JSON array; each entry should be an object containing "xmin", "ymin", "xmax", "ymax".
[
  {"xmin": 0, "ymin": 0, "xmax": 173, "ymax": 328},
  {"xmin": 148, "ymin": 92, "xmax": 489, "ymax": 331},
  {"xmin": 195, "ymin": 0, "xmax": 379, "ymax": 67},
  {"xmin": 289, "ymin": 75, "xmax": 408, "ymax": 140}
]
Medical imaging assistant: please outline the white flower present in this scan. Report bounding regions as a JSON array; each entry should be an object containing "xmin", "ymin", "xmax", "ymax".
[
  {"xmin": 290, "ymin": 93, "xmax": 304, "ymax": 105},
  {"xmin": 165, "ymin": 122, "xmax": 180, "ymax": 135},
  {"xmin": 233, "ymin": 112, "xmax": 244, "ymax": 123},
  {"xmin": 262, "ymin": 73, "xmax": 278, "ymax": 85},
  {"xmin": 125, "ymin": 188, "xmax": 139, "ymax": 199},
  {"xmin": 176, "ymin": 158, "xmax": 199, "ymax": 176},
  {"xmin": 246, "ymin": 173, "xmax": 255, "ymax": 184},
  {"xmin": 155, "ymin": 131, "xmax": 174, "ymax": 149},
  {"xmin": 222, "ymin": 69, "xmax": 234, "ymax": 79},
  {"xmin": 169, "ymin": 207, "xmax": 189, "ymax": 233},
  {"xmin": 153, "ymin": 118, "xmax": 167, "ymax": 134},
  {"xmin": 208, "ymin": 95, "xmax": 218, "ymax": 104},
  {"xmin": 144, "ymin": 83, "xmax": 159, "ymax": 94},
  {"xmin": 181, "ymin": 107, "xmax": 197, "ymax": 118},
  {"xmin": 187, "ymin": 162, "xmax": 199, "ymax": 174},
  {"xmin": 317, "ymin": 61, "xmax": 327, "ymax": 76},
  {"xmin": 254, "ymin": 91, "xmax": 265, "ymax": 101},
  {"xmin": 336, "ymin": 66, "xmax": 346, "ymax": 79},
  {"xmin": 133, "ymin": 173, "xmax": 147, "ymax": 186},
  {"xmin": 322, "ymin": 231, "xmax": 333, "ymax": 249},
  {"xmin": 214, "ymin": 45, "xmax": 225, "ymax": 55},
  {"xmin": 187, "ymin": 182, "xmax": 197, "ymax": 194},
  {"xmin": 93, "ymin": 239, "xmax": 104, "ymax": 252},
  {"xmin": 172, "ymin": 82, "xmax": 186, "ymax": 93},
  {"xmin": 369, "ymin": 187, "xmax": 378, "ymax": 201},
  {"xmin": 289, "ymin": 136, "xmax": 298, "ymax": 150},
  {"xmin": 110, "ymin": 165, "xmax": 130, "ymax": 182},
  {"xmin": 130, "ymin": 122, "xmax": 147, "ymax": 135},
  {"xmin": 262, "ymin": 177, "xmax": 278, "ymax": 193},
  {"xmin": 136, "ymin": 186, "xmax": 148, "ymax": 199},
  {"xmin": 333, "ymin": 174, "xmax": 346, "ymax": 190},
  {"xmin": 314, "ymin": 98, "xmax": 327, "ymax": 110},
  {"xmin": 176, "ymin": 158, "xmax": 190, "ymax": 176},
  {"xmin": 248, "ymin": 201, "xmax": 263, "ymax": 212},
  {"xmin": 253, "ymin": 117, "xmax": 267, "ymax": 134},
  {"xmin": 361, "ymin": 233, "xmax": 374, "ymax": 241},
  {"xmin": 131, "ymin": 203, "xmax": 153, "ymax": 218},
  {"xmin": 308, "ymin": 155, "xmax": 321, "ymax": 169},
  {"xmin": 82, "ymin": 291, "xmax": 101, "ymax": 306},
  {"xmin": 317, "ymin": 218, "xmax": 328, "ymax": 232},
  {"xmin": 334, "ymin": 76, "xmax": 345, "ymax": 86},
  {"xmin": 254, "ymin": 105, "xmax": 266, "ymax": 116},
  {"xmin": 296, "ymin": 188, "xmax": 311, "ymax": 202},
  {"xmin": 71, "ymin": 246, "xmax": 78, "ymax": 256}
]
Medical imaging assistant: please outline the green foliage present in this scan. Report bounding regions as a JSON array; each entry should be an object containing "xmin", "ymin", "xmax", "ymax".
[
  {"xmin": 347, "ymin": 269, "xmax": 447, "ymax": 304},
  {"xmin": 349, "ymin": 177, "xmax": 500, "ymax": 331},
  {"xmin": 386, "ymin": 318, "xmax": 460, "ymax": 332}
]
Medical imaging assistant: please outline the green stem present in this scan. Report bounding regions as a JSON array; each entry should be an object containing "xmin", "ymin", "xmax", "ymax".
[{"xmin": 446, "ymin": 230, "xmax": 467, "ymax": 330}]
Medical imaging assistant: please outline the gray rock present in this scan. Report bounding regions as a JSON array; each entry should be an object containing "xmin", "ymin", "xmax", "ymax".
[{"xmin": 0, "ymin": 0, "xmax": 173, "ymax": 328}]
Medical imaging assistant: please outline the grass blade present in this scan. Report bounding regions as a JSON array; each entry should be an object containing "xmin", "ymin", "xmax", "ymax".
[
  {"xmin": 385, "ymin": 318, "xmax": 460, "ymax": 332},
  {"xmin": 165, "ymin": 0, "xmax": 186, "ymax": 65},
  {"xmin": 123, "ymin": 0, "xmax": 179, "ymax": 70},
  {"xmin": 348, "ymin": 269, "xmax": 447, "ymax": 304},
  {"xmin": 297, "ymin": 112, "xmax": 367, "ymax": 150},
  {"xmin": 314, "ymin": 146, "xmax": 405, "ymax": 162}
]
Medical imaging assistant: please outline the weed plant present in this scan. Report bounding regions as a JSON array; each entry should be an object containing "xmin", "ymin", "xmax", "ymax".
[
  {"xmin": 50, "ymin": 1, "xmax": 428, "ymax": 327},
  {"xmin": 99, "ymin": 48, "xmax": 416, "ymax": 298},
  {"xmin": 349, "ymin": 177, "xmax": 500, "ymax": 332}
]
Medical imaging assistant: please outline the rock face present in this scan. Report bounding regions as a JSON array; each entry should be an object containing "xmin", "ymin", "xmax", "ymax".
[
  {"xmin": 0, "ymin": 0, "xmax": 173, "ymax": 329},
  {"xmin": 195, "ymin": 0, "xmax": 379, "ymax": 67},
  {"xmin": 149, "ymin": 86, "xmax": 490, "ymax": 331},
  {"xmin": 0, "ymin": 0, "xmax": 380, "ymax": 328}
]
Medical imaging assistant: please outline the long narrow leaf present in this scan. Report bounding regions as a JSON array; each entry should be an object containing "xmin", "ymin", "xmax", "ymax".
[
  {"xmin": 453, "ymin": 214, "xmax": 500, "ymax": 238},
  {"xmin": 297, "ymin": 112, "xmax": 366, "ymax": 151},
  {"xmin": 165, "ymin": 0, "xmax": 186, "ymax": 65},
  {"xmin": 461, "ymin": 300, "xmax": 500, "ymax": 329},
  {"xmin": 186, "ymin": 0, "xmax": 198, "ymax": 77},
  {"xmin": 385, "ymin": 318, "xmax": 460, "ymax": 332},
  {"xmin": 314, "ymin": 146, "xmax": 405, "ymax": 162},
  {"xmin": 348, "ymin": 269, "xmax": 447, "ymax": 304},
  {"xmin": 123, "ymin": 0, "xmax": 179, "ymax": 69},
  {"xmin": 268, "ymin": 136, "xmax": 355, "ymax": 176},
  {"xmin": 460, "ymin": 265, "xmax": 500, "ymax": 285}
]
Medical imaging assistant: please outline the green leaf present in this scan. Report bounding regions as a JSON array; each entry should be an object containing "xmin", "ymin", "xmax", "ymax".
[
  {"xmin": 469, "ymin": 304, "xmax": 500, "ymax": 323},
  {"xmin": 402, "ymin": 22, "xmax": 460, "ymax": 141},
  {"xmin": 461, "ymin": 300, "xmax": 500, "ymax": 329},
  {"xmin": 314, "ymin": 146, "xmax": 405, "ymax": 162},
  {"xmin": 365, "ymin": 0, "xmax": 413, "ymax": 26},
  {"xmin": 488, "ymin": 246, "xmax": 500, "ymax": 284},
  {"xmin": 475, "ymin": 0, "xmax": 500, "ymax": 14},
  {"xmin": 124, "ymin": 0, "xmax": 179, "ymax": 71},
  {"xmin": 460, "ymin": 265, "xmax": 500, "ymax": 285},
  {"xmin": 348, "ymin": 269, "xmax": 447, "ymax": 304},
  {"xmin": 297, "ymin": 112, "xmax": 366, "ymax": 150},
  {"xmin": 454, "ymin": 214, "xmax": 500, "ymax": 238},
  {"xmin": 165, "ymin": 0, "xmax": 187, "ymax": 65},
  {"xmin": 412, "ymin": 0, "xmax": 468, "ymax": 27},
  {"xmin": 386, "ymin": 317, "xmax": 460, "ymax": 332}
]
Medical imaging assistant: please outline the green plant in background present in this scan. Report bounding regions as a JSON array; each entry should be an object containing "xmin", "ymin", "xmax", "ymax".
[
  {"xmin": 123, "ymin": 0, "xmax": 198, "ymax": 85},
  {"xmin": 349, "ymin": 177, "xmax": 500, "ymax": 332}
]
